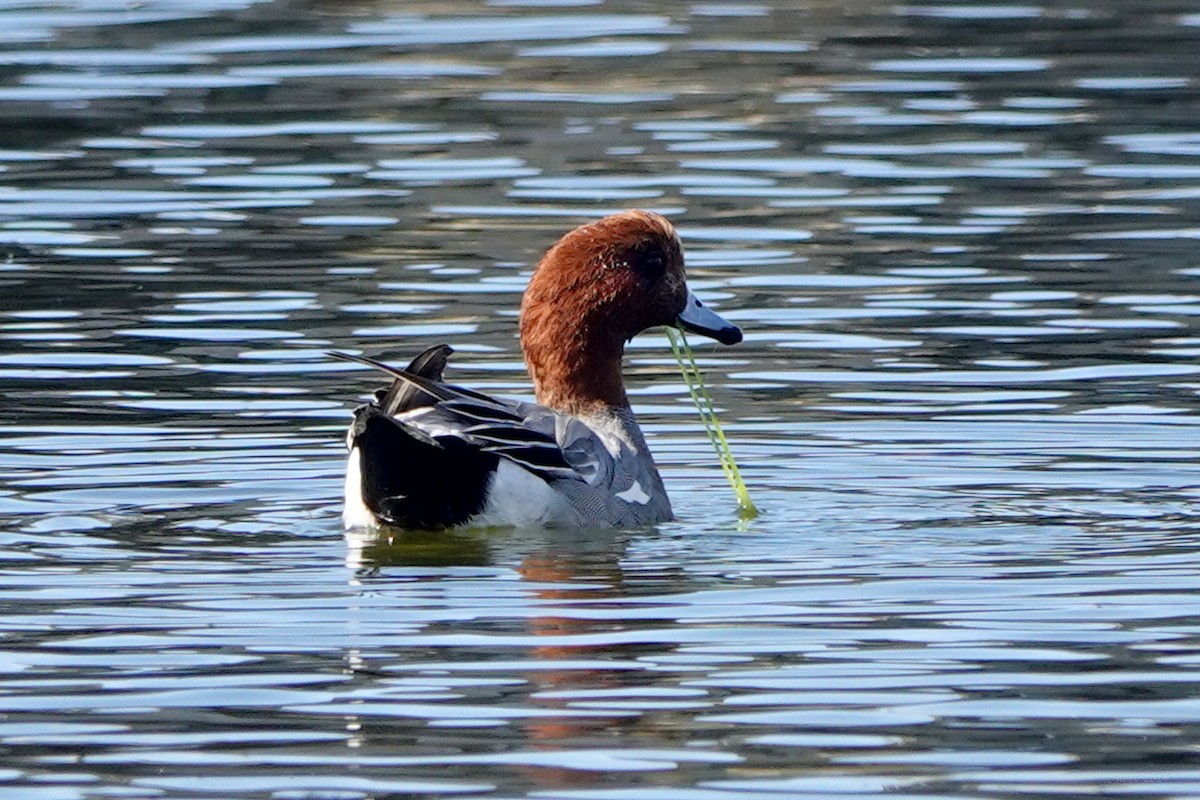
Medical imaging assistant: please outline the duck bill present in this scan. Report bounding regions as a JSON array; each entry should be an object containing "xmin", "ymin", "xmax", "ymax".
[{"xmin": 677, "ymin": 291, "xmax": 742, "ymax": 345}]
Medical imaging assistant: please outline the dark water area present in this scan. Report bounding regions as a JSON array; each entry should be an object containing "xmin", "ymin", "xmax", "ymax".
[{"xmin": 4, "ymin": 1, "xmax": 1200, "ymax": 798}]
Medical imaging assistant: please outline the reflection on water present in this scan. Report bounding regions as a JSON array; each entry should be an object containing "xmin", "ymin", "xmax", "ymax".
[{"xmin": 3, "ymin": 0, "xmax": 1200, "ymax": 798}]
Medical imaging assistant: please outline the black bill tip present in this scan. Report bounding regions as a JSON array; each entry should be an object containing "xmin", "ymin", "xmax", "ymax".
[{"xmin": 677, "ymin": 291, "xmax": 742, "ymax": 345}]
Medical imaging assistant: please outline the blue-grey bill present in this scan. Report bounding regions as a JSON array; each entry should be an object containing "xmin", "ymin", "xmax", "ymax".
[{"xmin": 677, "ymin": 291, "xmax": 742, "ymax": 345}]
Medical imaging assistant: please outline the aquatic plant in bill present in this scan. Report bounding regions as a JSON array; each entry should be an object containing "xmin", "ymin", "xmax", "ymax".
[{"xmin": 666, "ymin": 325, "xmax": 758, "ymax": 519}]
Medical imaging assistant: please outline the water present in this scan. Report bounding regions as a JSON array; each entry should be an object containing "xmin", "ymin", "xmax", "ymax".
[{"xmin": 3, "ymin": 0, "xmax": 1200, "ymax": 797}]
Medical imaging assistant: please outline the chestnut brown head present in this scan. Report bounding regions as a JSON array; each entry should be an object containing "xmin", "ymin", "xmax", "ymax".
[{"xmin": 519, "ymin": 210, "xmax": 741, "ymax": 412}]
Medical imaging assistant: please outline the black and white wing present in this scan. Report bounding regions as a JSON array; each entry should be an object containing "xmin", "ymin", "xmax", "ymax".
[{"xmin": 333, "ymin": 350, "xmax": 580, "ymax": 483}]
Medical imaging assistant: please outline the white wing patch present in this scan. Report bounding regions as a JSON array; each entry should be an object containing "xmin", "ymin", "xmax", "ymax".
[{"xmin": 615, "ymin": 480, "xmax": 651, "ymax": 505}]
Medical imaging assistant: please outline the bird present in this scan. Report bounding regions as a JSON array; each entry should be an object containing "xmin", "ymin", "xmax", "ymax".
[{"xmin": 337, "ymin": 210, "xmax": 742, "ymax": 530}]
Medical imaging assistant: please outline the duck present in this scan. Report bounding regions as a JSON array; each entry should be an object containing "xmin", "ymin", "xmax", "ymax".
[{"xmin": 337, "ymin": 210, "xmax": 742, "ymax": 530}]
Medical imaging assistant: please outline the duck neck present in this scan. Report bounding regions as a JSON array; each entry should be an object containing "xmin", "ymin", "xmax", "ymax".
[{"xmin": 522, "ymin": 324, "xmax": 629, "ymax": 416}]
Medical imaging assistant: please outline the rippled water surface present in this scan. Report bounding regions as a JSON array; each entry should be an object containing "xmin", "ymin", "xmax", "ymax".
[{"xmin": 5, "ymin": 1, "xmax": 1200, "ymax": 798}]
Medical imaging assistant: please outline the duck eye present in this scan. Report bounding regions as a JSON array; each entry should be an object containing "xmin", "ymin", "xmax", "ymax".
[{"xmin": 634, "ymin": 248, "xmax": 666, "ymax": 281}]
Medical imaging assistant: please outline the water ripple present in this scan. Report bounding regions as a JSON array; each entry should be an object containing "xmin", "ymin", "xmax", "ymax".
[{"xmin": 3, "ymin": 1, "xmax": 1200, "ymax": 799}]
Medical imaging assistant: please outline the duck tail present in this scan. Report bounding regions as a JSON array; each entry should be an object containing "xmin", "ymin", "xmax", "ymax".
[
  {"xmin": 331, "ymin": 344, "xmax": 454, "ymax": 415},
  {"xmin": 338, "ymin": 345, "xmax": 497, "ymax": 530},
  {"xmin": 349, "ymin": 406, "xmax": 499, "ymax": 529}
]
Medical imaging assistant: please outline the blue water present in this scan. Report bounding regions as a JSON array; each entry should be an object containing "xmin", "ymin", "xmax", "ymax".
[{"xmin": 3, "ymin": 1, "xmax": 1200, "ymax": 798}]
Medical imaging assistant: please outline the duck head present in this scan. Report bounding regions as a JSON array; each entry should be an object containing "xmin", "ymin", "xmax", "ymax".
[{"xmin": 520, "ymin": 210, "xmax": 741, "ymax": 414}]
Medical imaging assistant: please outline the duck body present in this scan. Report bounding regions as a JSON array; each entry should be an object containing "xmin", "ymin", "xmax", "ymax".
[
  {"xmin": 340, "ymin": 348, "xmax": 672, "ymax": 529},
  {"xmin": 340, "ymin": 210, "xmax": 742, "ymax": 531}
]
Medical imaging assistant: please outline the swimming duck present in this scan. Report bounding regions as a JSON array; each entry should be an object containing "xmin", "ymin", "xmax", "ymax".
[{"xmin": 339, "ymin": 210, "xmax": 742, "ymax": 529}]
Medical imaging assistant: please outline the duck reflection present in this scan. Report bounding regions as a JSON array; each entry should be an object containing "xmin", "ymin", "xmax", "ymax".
[
  {"xmin": 343, "ymin": 524, "xmax": 663, "ymax": 790},
  {"xmin": 345, "ymin": 524, "xmax": 491, "ymax": 570},
  {"xmin": 509, "ymin": 527, "xmax": 639, "ymax": 790}
]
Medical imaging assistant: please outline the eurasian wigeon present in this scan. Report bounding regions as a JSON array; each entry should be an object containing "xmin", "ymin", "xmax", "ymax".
[{"xmin": 338, "ymin": 210, "xmax": 742, "ymax": 530}]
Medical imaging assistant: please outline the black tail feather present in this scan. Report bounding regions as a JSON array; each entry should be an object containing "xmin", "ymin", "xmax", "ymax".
[
  {"xmin": 339, "ymin": 345, "xmax": 498, "ymax": 529},
  {"xmin": 331, "ymin": 346, "xmax": 453, "ymax": 415},
  {"xmin": 383, "ymin": 345, "xmax": 453, "ymax": 414},
  {"xmin": 352, "ymin": 406, "xmax": 498, "ymax": 530}
]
